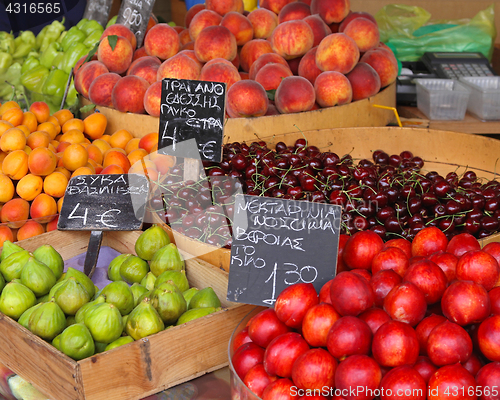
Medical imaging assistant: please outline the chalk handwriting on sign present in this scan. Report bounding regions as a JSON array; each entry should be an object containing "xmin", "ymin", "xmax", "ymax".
[
  {"xmin": 58, "ymin": 174, "xmax": 149, "ymax": 231},
  {"xmin": 83, "ymin": 0, "xmax": 113, "ymax": 26},
  {"xmin": 227, "ymin": 195, "xmax": 342, "ymax": 307},
  {"xmin": 116, "ymin": 0, "xmax": 156, "ymax": 47},
  {"xmin": 158, "ymin": 79, "xmax": 226, "ymax": 162}
]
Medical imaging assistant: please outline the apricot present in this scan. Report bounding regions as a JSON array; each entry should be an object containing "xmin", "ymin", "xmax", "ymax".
[
  {"xmin": 92, "ymin": 138, "xmax": 112, "ymax": 155},
  {"xmin": 125, "ymin": 137, "xmax": 140, "ymax": 154},
  {"xmin": 43, "ymin": 171, "xmax": 69, "ymax": 198},
  {"xmin": 0, "ymin": 120, "xmax": 13, "ymax": 136},
  {"xmin": 86, "ymin": 144, "xmax": 104, "ymax": 165},
  {"xmin": 46, "ymin": 215, "xmax": 59, "ymax": 232},
  {"xmin": 0, "ymin": 127, "xmax": 27, "ymax": 152},
  {"xmin": 27, "ymin": 130, "xmax": 51, "ymax": 149},
  {"xmin": 56, "ymin": 141, "xmax": 72, "ymax": 153},
  {"xmin": 71, "ymin": 166, "xmax": 94, "ymax": 178},
  {"xmin": 0, "ymin": 101, "xmax": 21, "ymax": 117},
  {"xmin": 110, "ymin": 129, "xmax": 134, "ymax": 149},
  {"xmin": 83, "ymin": 112, "xmax": 107, "ymax": 140},
  {"xmin": 0, "ymin": 225, "xmax": 14, "ymax": 246},
  {"xmin": 17, "ymin": 220, "xmax": 45, "ymax": 241},
  {"xmin": 127, "ymin": 148, "xmax": 148, "ymax": 166},
  {"xmin": 138, "ymin": 132, "xmax": 158, "ymax": 153},
  {"xmin": 54, "ymin": 166, "xmax": 72, "ymax": 180},
  {"xmin": 59, "ymin": 129, "xmax": 86, "ymax": 144},
  {"xmin": 2, "ymin": 107, "xmax": 24, "ymax": 126},
  {"xmin": 0, "ymin": 198, "xmax": 30, "ymax": 228},
  {"xmin": 37, "ymin": 121, "xmax": 58, "ymax": 140},
  {"xmin": 100, "ymin": 164, "xmax": 125, "ymax": 174},
  {"xmin": 28, "ymin": 147, "xmax": 57, "ymax": 176},
  {"xmin": 149, "ymin": 153, "xmax": 176, "ymax": 176},
  {"xmin": 52, "ymin": 109, "xmax": 74, "ymax": 127},
  {"xmin": 2, "ymin": 150, "xmax": 29, "ymax": 180},
  {"xmin": 104, "ymin": 147, "xmax": 127, "ymax": 157},
  {"xmin": 100, "ymin": 134, "xmax": 112, "ymax": 143},
  {"xmin": 57, "ymin": 196, "xmax": 64, "ymax": 213},
  {"xmin": 29, "ymin": 101, "xmax": 50, "ymax": 124},
  {"xmin": 21, "ymin": 111, "xmax": 38, "ymax": 133},
  {"xmin": 47, "ymin": 116, "xmax": 61, "ymax": 135},
  {"xmin": 16, "ymin": 173, "xmax": 43, "ymax": 201},
  {"xmin": 30, "ymin": 193, "xmax": 58, "ymax": 223},
  {"xmin": 0, "ymin": 173, "xmax": 15, "ymax": 203},
  {"xmin": 103, "ymin": 150, "xmax": 131, "ymax": 173},
  {"xmin": 17, "ymin": 125, "xmax": 30, "ymax": 138},
  {"xmin": 62, "ymin": 118, "xmax": 85, "ymax": 134},
  {"xmin": 62, "ymin": 144, "xmax": 89, "ymax": 171}
]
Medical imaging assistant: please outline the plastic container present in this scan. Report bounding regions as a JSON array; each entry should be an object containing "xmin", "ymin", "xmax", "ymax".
[
  {"xmin": 415, "ymin": 79, "xmax": 471, "ymax": 120},
  {"xmin": 229, "ymin": 307, "xmax": 264, "ymax": 400},
  {"xmin": 458, "ymin": 76, "xmax": 500, "ymax": 120}
]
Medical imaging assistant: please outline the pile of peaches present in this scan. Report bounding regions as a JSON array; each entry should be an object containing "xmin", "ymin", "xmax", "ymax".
[
  {"xmin": 75, "ymin": 0, "xmax": 398, "ymax": 118},
  {"xmin": 0, "ymin": 100, "xmax": 163, "ymax": 244}
]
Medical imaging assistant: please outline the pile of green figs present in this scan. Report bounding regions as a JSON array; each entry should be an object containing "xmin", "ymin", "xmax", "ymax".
[{"xmin": 0, "ymin": 225, "xmax": 222, "ymax": 361}]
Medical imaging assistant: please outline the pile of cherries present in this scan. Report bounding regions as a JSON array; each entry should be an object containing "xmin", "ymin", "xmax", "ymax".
[{"xmin": 149, "ymin": 138, "xmax": 500, "ymax": 246}]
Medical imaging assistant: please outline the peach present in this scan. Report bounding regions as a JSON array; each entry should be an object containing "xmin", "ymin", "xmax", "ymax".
[
  {"xmin": 266, "ymin": 103, "xmax": 280, "ymax": 115},
  {"xmin": 226, "ymin": 80, "xmax": 269, "ymax": 118},
  {"xmin": 16, "ymin": 173, "xmax": 43, "ymax": 201},
  {"xmin": 278, "ymin": 2, "xmax": 311, "ymax": 23},
  {"xmin": 310, "ymin": 0, "xmax": 350, "ymax": 24},
  {"xmin": 316, "ymin": 32, "xmax": 359, "ymax": 73},
  {"xmin": 247, "ymin": 8, "xmax": 279, "ymax": 39},
  {"xmin": 314, "ymin": 70, "xmax": 352, "ymax": 107},
  {"xmin": 179, "ymin": 29, "xmax": 192, "ymax": 46},
  {"xmin": 74, "ymin": 61, "xmax": 110, "ymax": 100},
  {"xmin": 144, "ymin": 81, "xmax": 162, "ymax": 117},
  {"xmin": 111, "ymin": 75, "xmax": 150, "ymax": 114},
  {"xmin": 260, "ymin": 0, "xmax": 294, "ymax": 15},
  {"xmin": 206, "ymin": 0, "xmax": 243, "ymax": 16},
  {"xmin": 73, "ymin": 54, "xmax": 96, "ymax": 77},
  {"xmin": 298, "ymin": 47, "xmax": 322, "ymax": 84},
  {"xmin": 138, "ymin": 132, "xmax": 158, "ymax": 153},
  {"xmin": 185, "ymin": 3, "xmax": 206, "ymax": 28},
  {"xmin": 221, "ymin": 11, "xmax": 254, "ymax": 46},
  {"xmin": 144, "ymin": 24, "xmax": 181, "ymax": 60},
  {"xmin": 346, "ymin": 62, "xmax": 381, "ymax": 101},
  {"xmin": 360, "ymin": 47, "xmax": 399, "ymax": 88},
  {"xmin": 274, "ymin": 75, "xmax": 316, "ymax": 114},
  {"xmin": 239, "ymin": 39, "xmax": 274, "ymax": 72},
  {"xmin": 239, "ymin": 71, "xmax": 249, "ymax": 80},
  {"xmin": 189, "ymin": 10, "xmax": 223, "ymax": 41},
  {"xmin": 339, "ymin": 11, "xmax": 377, "ymax": 32},
  {"xmin": 88, "ymin": 73, "xmax": 121, "ymax": 108},
  {"xmin": 46, "ymin": 215, "xmax": 59, "ymax": 232},
  {"xmin": 132, "ymin": 47, "xmax": 148, "ymax": 61},
  {"xmin": 287, "ymin": 56, "xmax": 302, "ymax": 75},
  {"xmin": 194, "ymin": 26, "xmax": 237, "ymax": 63},
  {"xmin": 231, "ymin": 52, "xmax": 240, "ymax": 69},
  {"xmin": 0, "ymin": 198, "xmax": 30, "ymax": 228},
  {"xmin": 103, "ymin": 150, "xmax": 131, "ymax": 173},
  {"xmin": 270, "ymin": 20, "xmax": 314, "ymax": 60},
  {"xmin": 343, "ymin": 17, "xmax": 380, "ymax": 53},
  {"xmin": 2, "ymin": 150, "xmax": 28, "ymax": 180},
  {"xmin": 255, "ymin": 63, "xmax": 293, "ymax": 90},
  {"xmin": 249, "ymin": 52, "xmax": 289, "ymax": 80},
  {"xmin": 30, "ymin": 193, "xmax": 57, "ymax": 224},
  {"xmin": 304, "ymin": 14, "xmax": 332, "ymax": 46},
  {"xmin": 28, "ymin": 147, "xmax": 57, "ymax": 176},
  {"xmin": 101, "ymin": 24, "xmax": 137, "ymax": 50},
  {"xmin": 17, "ymin": 220, "xmax": 45, "ymax": 241},
  {"xmin": 199, "ymin": 62, "xmax": 241, "ymax": 91},
  {"xmin": 126, "ymin": 56, "xmax": 161, "ymax": 85},
  {"xmin": 0, "ymin": 225, "xmax": 14, "ymax": 246},
  {"xmin": 0, "ymin": 173, "xmax": 14, "ymax": 203},
  {"xmin": 157, "ymin": 52, "xmax": 202, "ymax": 80},
  {"xmin": 97, "ymin": 35, "xmax": 134, "ymax": 75}
]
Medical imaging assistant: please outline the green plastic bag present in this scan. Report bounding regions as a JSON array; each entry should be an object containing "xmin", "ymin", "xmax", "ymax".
[{"xmin": 375, "ymin": 4, "xmax": 497, "ymax": 62}]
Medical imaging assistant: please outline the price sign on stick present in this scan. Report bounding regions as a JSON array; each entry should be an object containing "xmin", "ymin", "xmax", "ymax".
[
  {"xmin": 116, "ymin": 0, "xmax": 156, "ymax": 47},
  {"xmin": 83, "ymin": 0, "xmax": 113, "ymax": 27},
  {"xmin": 158, "ymin": 78, "xmax": 226, "ymax": 163},
  {"xmin": 227, "ymin": 195, "xmax": 342, "ymax": 307},
  {"xmin": 58, "ymin": 174, "xmax": 149, "ymax": 277}
]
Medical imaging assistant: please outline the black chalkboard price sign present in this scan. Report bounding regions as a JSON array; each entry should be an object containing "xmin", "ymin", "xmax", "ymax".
[
  {"xmin": 227, "ymin": 195, "xmax": 342, "ymax": 307},
  {"xmin": 116, "ymin": 0, "xmax": 156, "ymax": 47},
  {"xmin": 58, "ymin": 174, "xmax": 149, "ymax": 231},
  {"xmin": 83, "ymin": 0, "xmax": 113, "ymax": 27},
  {"xmin": 158, "ymin": 78, "xmax": 226, "ymax": 163}
]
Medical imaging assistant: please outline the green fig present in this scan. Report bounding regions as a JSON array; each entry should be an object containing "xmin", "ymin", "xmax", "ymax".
[
  {"xmin": 137, "ymin": 290, "xmax": 151, "ymax": 305},
  {"xmin": 105, "ymin": 336, "xmax": 134, "ymax": 351},
  {"xmin": 75, "ymin": 295, "xmax": 106, "ymax": 324},
  {"xmin": 0, "ymin": 272, "xmax": 4, "ymax": 293},
  {"xmin": 149, "ymin": 244, "xmax": 185, "ymax": 276},
  {"xmin": 122, "ymin": 314, "xmax": 128, "ymax": 326},
  {"xmin": 119, "ymin": 255, "xmax": 149, "ymax": 284},
  {"xmin": 140, "ymin": 271, "xmax": 156, "ymax": 291},
  {"xmin": 182, "ymin": 287, "xmax": 199, "ymax": 309},
  {"xmin": 154, "ymin": 270, "xmax": 189, "ymax": 293},
  {"xmin": 59, "ymin": 323, "xmax": 95, "ymax": 360},
  {"xmin": 20, "ymin": 257, "xmax": 57, "ymax": 297},
  {"xmin": 176, "ymin": 307, "xmax": 220, "ymax": 325},
  {"xmin": 107, "ymin": 254, "xmax": 133, "ymax": 282},
  {"xmin": 84, "ymin": 303, "xmax": 123, "ymax": 343},
  {"xmin": 52, "ymin": 334, "xmax": 62, "ymax": 351},
  {"xmin": 125, "ymin": 297, "xmax": 165, "ymax": 340},
  {"xmin": 188, "ymin": 287, "xmax": 221, "ymax": 310},
  {"xmin": 28, "ymin": 300, "xmax": 66, "ymax": 340},
  {"xmin": 130, "ymin": 283, "xmax": 148, "ymax": 307},
  {"xmin": 0, "ymin": 241, "xmax": 23, "ymax": 262},
  {"xmin": 0, "ymin": 281, "xmax": 36, "ymax": 319},
  {"xmin": 33, "ymin": 245, "xmax": 64, "ymax": 280},
  {"xmin": 101, "ymin": 281, "xmax": 135, "ymax": 316},
  {"xmin": 37, "ymin": 294, "xmax": 50, "ymax": 304},
  {"xmin": 64, "ymin": 268, "xmax": 95, "ymax": 299},
  {"xmin": 135, "ymin": 224, "xmax": 170, "ymax": 261},
  {"xmin": 18, "ymin": 303, "xmax": 42, "ymax": 329},
  {"xmin": 48, "ymin": 280, "xmax": 66, "ymax": 301},
  {"xmin": 150, "ymin": 283, "xmax": 187, "ymax": 325},
  {"xmin": 66, "ymin": 315, "xmax": 76, "ymax": 326},
  {"xmin": 94, "ymin": 341, "xmax": 108, "ymax": 354},
  {"xmin": 0, "ymin": 250, "xmax": 30, "ymax": 282},
  {"xmin": 53, "ymin": 277, "xmax": 91, "ymax": 315}
]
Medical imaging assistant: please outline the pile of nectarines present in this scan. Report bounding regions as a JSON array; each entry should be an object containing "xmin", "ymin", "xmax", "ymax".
[{"xmin": 75, "ymin": 0, "xmax": 399, "ymax": 118}]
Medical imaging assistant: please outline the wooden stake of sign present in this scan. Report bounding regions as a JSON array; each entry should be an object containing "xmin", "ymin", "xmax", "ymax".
[{"xmin": 116, "ymin": 0, "xmax": 156, "ymax": 47}]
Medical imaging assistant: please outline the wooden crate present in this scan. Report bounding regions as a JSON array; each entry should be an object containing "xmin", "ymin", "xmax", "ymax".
[
  {"xmin": 0, "ymin": 230, "xmax": 255, "ymax": 400},
  {"xmin": 80, "ymin": 83, "xmax": 396, "ymax": 139},
  {"xmin": 151, "ymin": 126, "xmax": 500, "ymax": 271}
]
